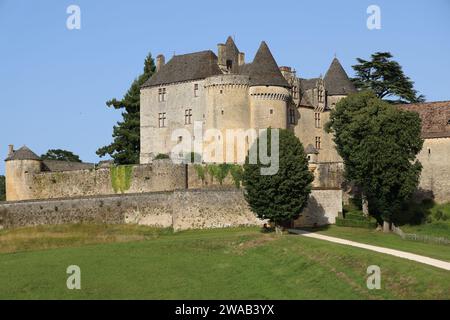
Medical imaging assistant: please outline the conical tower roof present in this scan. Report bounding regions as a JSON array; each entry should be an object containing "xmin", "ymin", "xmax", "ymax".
[
  {"xmin": 5, "ymin": 145, "xmax": 41, "ymax": 161},
  {"xmin": 248, "ymin": 41, "xmax": 289, "ymax": 88},
  {"xmin": 323, "ymin": 58, "xmax": 356, "ymax": 95},
  {"xmin": 225, "ymin": 36, "xmax": 239, "ymax": 53}
]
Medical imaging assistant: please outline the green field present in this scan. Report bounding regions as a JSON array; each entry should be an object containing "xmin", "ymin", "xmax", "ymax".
[{"xmin": 0, "ymin": 224, "xmax": 449, "ymax": 299}]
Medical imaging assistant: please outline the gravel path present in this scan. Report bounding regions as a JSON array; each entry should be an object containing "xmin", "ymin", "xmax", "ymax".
[{"xmin": 288, "ymin": 229, "xmax": 450, "ymax": 271}]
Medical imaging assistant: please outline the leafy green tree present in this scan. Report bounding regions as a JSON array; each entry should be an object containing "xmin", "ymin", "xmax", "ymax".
[
  {"xmin": 41, "ymin": 149, "xmax": 82, "ymax": 162},
  {"xmin": 97, "ymin": 53, "xmax": 156, "ymax": 164},
  {"xmin": 352, "ymin": 52, "xmax": 425, "ymax": 103},
  {"xmin": 326, "ymin": 91, "xmax": 423, "ymax": 230},
  {"xmin": 243, "ymin": 128, "xmax": 314, "ymax": 233},
  {"xmin": 0, "ymin": 175, "xmax": 5, "ymax": 201}
]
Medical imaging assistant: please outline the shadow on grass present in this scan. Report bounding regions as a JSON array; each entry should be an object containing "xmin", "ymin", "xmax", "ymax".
[{"xmin": 286, "ymin": 224, "xmax": 332, "ymax": 235}]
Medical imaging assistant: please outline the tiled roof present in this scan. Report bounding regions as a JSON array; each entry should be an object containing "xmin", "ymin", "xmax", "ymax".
[
  {"xmin": 142, "ymin": 50, "xmax": 222, "ymax": 87},
  {"xmin": 399, "ymin": 101, "xmax": 450, "ymax": 139},
  {"xmin": 5, "ymin": 146, "xmax": 40, "ymax": 161}
]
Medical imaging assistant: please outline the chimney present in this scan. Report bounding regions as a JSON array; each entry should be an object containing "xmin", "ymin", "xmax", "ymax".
[
  {"xmin": 8, "ymin": 144, "xmax": 14, "ymax": 157},
  {"xmin": 217, "ymin": 43, "xmax": 226, "ymax": 66},
  {"xmin": 238, "ymin": 52, "xmax": 245, "ymax": 66},
  {"xmin": 156, "ymin": 54, "xmax": 165, "ymax": 72}
]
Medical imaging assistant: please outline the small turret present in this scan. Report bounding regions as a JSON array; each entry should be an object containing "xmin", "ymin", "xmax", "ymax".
[
  {"xmin": 5, "ymin": 145, "xmax": 42, "ymax": 201},
  {"xmin": 217, "ymin": 36, "xmax": 242, "ymax": 74},
  {"xmin": 305, "ymin": 144, "xmax": 319, "ymax": 163},
  {"xmin": 248, "ymin": 41, "xmax": 290, "ymax": 130}
]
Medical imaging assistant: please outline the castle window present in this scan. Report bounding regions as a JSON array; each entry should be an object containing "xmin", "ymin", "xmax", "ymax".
[
  {"xmin": 314, "ymin": 112, "xmax": 321, "ymax": 128},
  {"xmin": 292, "ymin": 86, "xmax": 298, "ymax": 99},
  {"xmin": 318, "ymin": 88, "xmax": 324, "ymax": 103},
  {"xmin": 194, "ymin": 84, "xmax": 199, "ymax": 97},
  {"xmin": 315, "ymin": 136, "xmax": 321, "ymax": 150},
  {"xmin": 270, "ymin": 109, "xmax": 274, "ymax": 115},
  {"xmin": 178, "ymin": 136, "xmax": 183, "ymax": 143},
  {"xmin": 158, "ymin": 112, "xmax": 166, "ymax": 128},
  {"xmin": 185, "ymin": 109, "xmax": 192, "ymax": 125},
  {"xmin": 288, "ymin": 108, "xmax": 295, "ymax": 124},
  {"xmin": 226, "ymin": 60, "xmax": 233, "ymax": 71},
  {"xmin": 447, "ymin": 119, "xmax": 450, "ymax": 125},
  {"xmin": 158, "ymin": 88, "xmax": 167, "ymax": 102},
  {"xmin": 221, "ymin": 109, "xmax": 224, "ymax": 115}
]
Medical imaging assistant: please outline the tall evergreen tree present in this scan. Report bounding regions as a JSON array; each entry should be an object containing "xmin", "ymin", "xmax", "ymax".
[
  {"xmin": 97, "ymin": 53, "xmax": 156, "ymax": 164},
  {"xmin": 352, "ymin": 52, "xmax": 425, "ymax": 103}
]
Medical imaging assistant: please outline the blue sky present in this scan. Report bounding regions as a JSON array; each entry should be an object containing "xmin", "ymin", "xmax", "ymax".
[{"xmin": 1, "ymin": 0, "xmax": 449, "ymax": 174}]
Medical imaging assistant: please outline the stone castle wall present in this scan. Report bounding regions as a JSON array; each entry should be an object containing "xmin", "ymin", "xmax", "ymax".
[
  {"xmin": 8, "ymin": 160, "xmax": 343, "ymax": 202},
  {"xmin": 0, "ymin": 189, "xmax": 263, "ymax": 231},
  {"xmin": 19, "ymin": 161, "xmax": 186, "ymax": 201},
  {"xmin": 416, "ymin": 137, "xmax": 450, "ymax": 204},
  {"xmin": 1, "ymin": 161, "xmax": 344, "ymax": 230},
  {"xmin": 0, "ymin": 188, "xmax": 342, "ymax": 231}
]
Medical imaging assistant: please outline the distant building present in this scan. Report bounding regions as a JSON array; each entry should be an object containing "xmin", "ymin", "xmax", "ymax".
[{"xmin": 399, "ymin": 101, "xmax": 450, "ymax": 203}]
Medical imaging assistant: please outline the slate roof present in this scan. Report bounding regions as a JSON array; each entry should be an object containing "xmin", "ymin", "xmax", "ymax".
[
  {"xmin": 399, "ymin": 101, "xmax": 450, "ymax": 139},
  {"xmin": 323, "ymin": 58, "xmax": 357, "ymax": 95},
  {"xmin": 142, "ymin": 50, "xmax": 222, "ymax": 88},
  {"xmin": 245, "ymin": 42, "xmax": 290, "ymax": 88},
  {"xmin": 305, "ymin": 144, "xmax": 319, "ymax": 154},
  {"xmin": 5, "ymin": 146, "xmax": 41, "ymax": 161},
  {"xmin": 300, "ymin": 78, "xmax": 319, "ymax": 91}
]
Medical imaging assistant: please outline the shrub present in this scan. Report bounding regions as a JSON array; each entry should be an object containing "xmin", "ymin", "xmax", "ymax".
[{"xmin": 243, "ymin": 128, "xmax": 314, "ymax": 230}]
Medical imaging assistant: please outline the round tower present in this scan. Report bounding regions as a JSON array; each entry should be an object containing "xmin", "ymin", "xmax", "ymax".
[
  {"xmin": 5, "ymin": 145, "xmax": 42, "ymax": 201},
  {"xmin": 247, "ymin": 41, "xmax": 291, "ymax": 130},
  {"xmin": 204, "ymin": 74, "xmax": 250, "ymax": 163}
]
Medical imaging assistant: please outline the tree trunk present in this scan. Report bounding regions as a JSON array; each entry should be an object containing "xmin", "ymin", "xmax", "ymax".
[
  {"xmin": 362, "ymin": 193, "xmax": 369, "ymax": 217},
  {"xmin": 383, "ymin": 221, "xmax": 391, "ymax": 233}
]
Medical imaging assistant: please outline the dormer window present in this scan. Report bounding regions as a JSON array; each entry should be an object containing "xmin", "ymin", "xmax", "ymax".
[
  {"xmin": 226, "ymin": 60, "xmax": 233, "ymax": 71},
  {"xmin": 318, "ymin": 88, "xmax": 324, "ymax": 103},
  {"xmin": 292, "ymin": 86, "xmax": 299, "ymax": 99}
]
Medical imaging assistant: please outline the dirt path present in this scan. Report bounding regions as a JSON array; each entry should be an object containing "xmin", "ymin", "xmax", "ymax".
[{"xmin": 288, "ymin": 229, "xmax": 450, "ymax": 271}]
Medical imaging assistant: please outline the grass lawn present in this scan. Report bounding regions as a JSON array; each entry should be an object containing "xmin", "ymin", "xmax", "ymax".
[
  {"xmin": 401, "ymin": 222, "xmax": 450, "ymax": 239},
  {"xmin": 0, "ymin": 224, "xmax": 449, "ymax": 299},
  {"xmin": 310, "ymin": 225, "xmax": 450, "ymax": 262}
]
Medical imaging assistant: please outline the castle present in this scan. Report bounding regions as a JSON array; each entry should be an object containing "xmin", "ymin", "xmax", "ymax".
[
  {"xmin": 140, "ymin": 36, "xmax": 356, "ymax": 164},
  {"xmin": 2, "ymin": 36, "xmax": 449, "ymax": 230}
]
